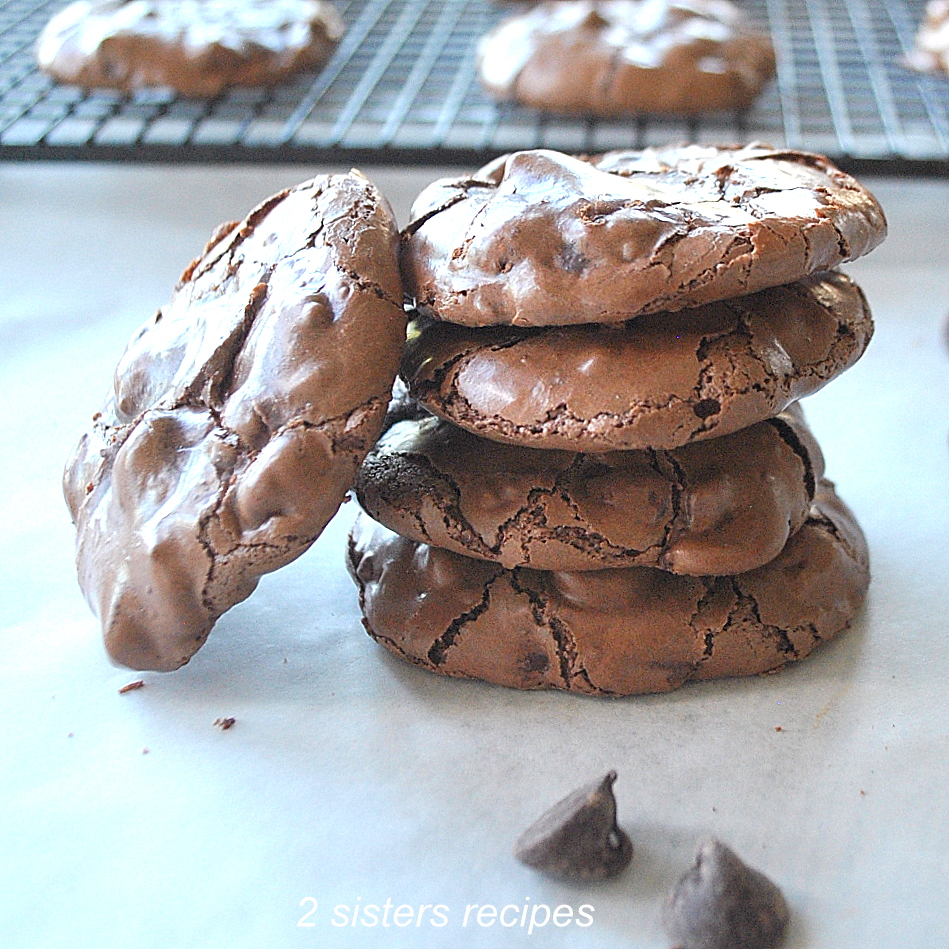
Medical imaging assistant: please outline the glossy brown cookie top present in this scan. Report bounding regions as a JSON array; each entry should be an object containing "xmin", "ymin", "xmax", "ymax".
[
  {"xmin": 347, "ymin": 481, "xmax": 869, "ymax": 696},
  {"xmin": 354, "ymin": 405, "xmax": 824, "ymax": 576},
  {"xmin": 478, "ymin": 0, "xmax": 776, "ymax": 117},
  {"xmin": 36, "ymin": 0, "xmax": 344, "ymax": 97},
  {"xmin": 402, "ymin": 271, "xmax": 872, "ymax": 452},
  {"xmin": 401, "ymin": 146, "xmax": 886, "ymax": 327},
  {"xmin": 64, "ymin": 172, "xmax": 405, "ymax": 671}
]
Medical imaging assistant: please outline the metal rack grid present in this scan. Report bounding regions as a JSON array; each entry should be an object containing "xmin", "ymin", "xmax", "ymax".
[{"xmin": 2, "ymin": 0, "xmax": 948, "ymax": 172}]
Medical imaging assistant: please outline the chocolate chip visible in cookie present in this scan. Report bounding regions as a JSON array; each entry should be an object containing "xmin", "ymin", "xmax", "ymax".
[
  {"xmin": 36, "ymin": 0, "xmax": 344, "ymax": 98},
  {"xmin": 478, "ymin": 0, "xmax": 776, "ymax": 117},
  {"xmin": 354, "ymin": 405, "xmax": 824, "ymax": 576},
  {"xmin": 346, "ymin": 480, "xmax": 870, "ymax": 696},
  {"xmin": 401, "ymin": 146, "xmax": 886, "ymax": 328},
  {"xmin": 64, "ymin": 172, "xmax": 406, "ymax": 671},
  {"xmin": 401, "ymin": 271, "xmax": 872, "ymax": 452}
]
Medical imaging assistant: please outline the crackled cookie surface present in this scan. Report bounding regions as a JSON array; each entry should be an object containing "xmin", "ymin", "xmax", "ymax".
[
  {"xmin": 36, "ymin": 0, "xmax": 344, "ymax": 97},
  {"xmin": 355, "ymin": 405, "xmax": 824, "ymax": 575},
  {"xmin": 477, "ymin": 0, "xmax": 776, "ymax": 117},
  {"xmin": 347, "ymin": 481, "xmax": 869, "ymax": 696},
  {"xmin": 401, "ymin": 146, "xmax": 886, "ymax": 327},
  {"xmin": 63, "ymin": 172, "xmax": 405, "ymax": 671},
  {"xmin": 402, "ymin": 271, "xmax": 872, "ymax": 451}
]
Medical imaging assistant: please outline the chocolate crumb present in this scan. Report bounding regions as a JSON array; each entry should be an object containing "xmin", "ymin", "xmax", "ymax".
[
  {"xmin": 513, "ymin": 771, "xmax": 633, "ymax": 881},
  {"xmin": 664, "ymin": 837, "xmax": 789, "ymax": 949},
  {"xmin": 118, "ymin": 680, "xmax": 145, "ymax": 694},
  {"xmin": 214, "ymin": 717, "xmax": 236, "ymax": 730}
]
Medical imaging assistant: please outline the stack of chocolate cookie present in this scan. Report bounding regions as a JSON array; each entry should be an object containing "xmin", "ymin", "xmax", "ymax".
[{"xmin": 347, "ymin": 145, "xmax": 886, "ymax": 696}]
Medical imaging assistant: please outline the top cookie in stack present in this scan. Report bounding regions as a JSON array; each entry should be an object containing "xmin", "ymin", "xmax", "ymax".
[
  {"xmin": 401, "ymin": 146, "xmax": 885, "ymax": 328},
  {"xmin": 347, "ymin": 145, "xmax": 885, "ymax": 696}
]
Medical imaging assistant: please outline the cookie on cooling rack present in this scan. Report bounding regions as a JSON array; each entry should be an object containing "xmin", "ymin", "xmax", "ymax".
[
  {"xmin": 905, "ymin": 0, "xmax": 949, "ymax": 76},
  {"xmin": 477, "ymin": 0, "xmax": 776, "ymax": 116},
  {"xmin": 36, "ymin": 0, "xmax": 344, "ymax": 97}
]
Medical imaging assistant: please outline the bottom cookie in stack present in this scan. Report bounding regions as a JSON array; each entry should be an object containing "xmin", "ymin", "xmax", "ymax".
[
  {"xmin": 347, "ymin": 398, "xmax": 869, "ymax": 697},
  {"xmin": 346, "ymin": 479, "xmax": 868, "ymax": 696}
]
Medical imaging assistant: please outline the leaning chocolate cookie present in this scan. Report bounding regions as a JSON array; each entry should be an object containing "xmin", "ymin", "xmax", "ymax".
[
  {"xmin": 354, "ymin": 405, "xmax": 824, "ymax": 576},
  {"xmin": 477, "ymin": 0, "xmax": 776, "ymax": 117},
  {"xmin": 402, "ymin": 271, "xmax": 872, "ymax": 451},
  {"xmin": 347, "ymin": 481, "xmax": 869, "ymax": 696},
  {"xmin": 401, "ymin": 146, "xmax": 886, "ymax": 327},
  {"xmin": 36, "ymin": 0, "xmax": 344, "ymax": 98},
  {"xmin": 64, "ymin": 172, "xmax": 405, "ymax": 671}
]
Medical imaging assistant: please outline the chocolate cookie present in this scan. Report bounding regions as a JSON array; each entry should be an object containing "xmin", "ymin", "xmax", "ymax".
[
  {"xmin": 354, "ymin": 405, "xmax": 824, "ymax": 576},
  {"xmin": 477, "ymin": 0, "xmax": 776, "ymax": 117},
  {"xmin": 63, "ymin": 172, "xmax": 406, "ymax": 671},
  {"xmin": 36, "ymin": 0, "xmax": 344, "ymax": 98},
  {"xmin": 347, "ymin": 481, "xmax": 869, "ymax": 696},
  {"xmin": 401, "ymin": 146, "xmax": 887, "ymax": 327},
  {"xmin": 904, "ymin": 0, "xmax": 949, "ymax": 76},
  {"xmin": 401, "ymin": 271, "xmax": 872, "ymax": 452}
]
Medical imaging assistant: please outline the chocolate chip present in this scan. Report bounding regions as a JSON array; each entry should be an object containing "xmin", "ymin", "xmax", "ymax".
[
  {"xmin": 663, "ymin": 837, "xmax": 789, "ymax": 949},
  {"xmin": 521, "ymin": 651, "xmax": 550, "ymax": 673},
  {"xmin": 513, "ymin": 771, "xmax": 633, "ymax": 881},
  {"xmin": 693, "ymin": 398, "xmax": 721, "ymax": 419}
]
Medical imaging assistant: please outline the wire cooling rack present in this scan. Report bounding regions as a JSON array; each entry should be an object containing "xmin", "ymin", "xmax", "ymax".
[{"xmin": 1, "ymin": 0, "xmax": 948, "ymax": 172}]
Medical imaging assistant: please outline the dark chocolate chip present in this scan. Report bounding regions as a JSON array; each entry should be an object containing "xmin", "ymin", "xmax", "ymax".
[
  {"xmin": 513, "ymin": 771, "xmax": 633, "ymax": 881},
  {"xmin": 693, "ymin": 398, "xmax": 721, "ymax": 419},
  {"xmin": 663, "ymin": 837, "xmax": 789, "ymax": 949}
]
